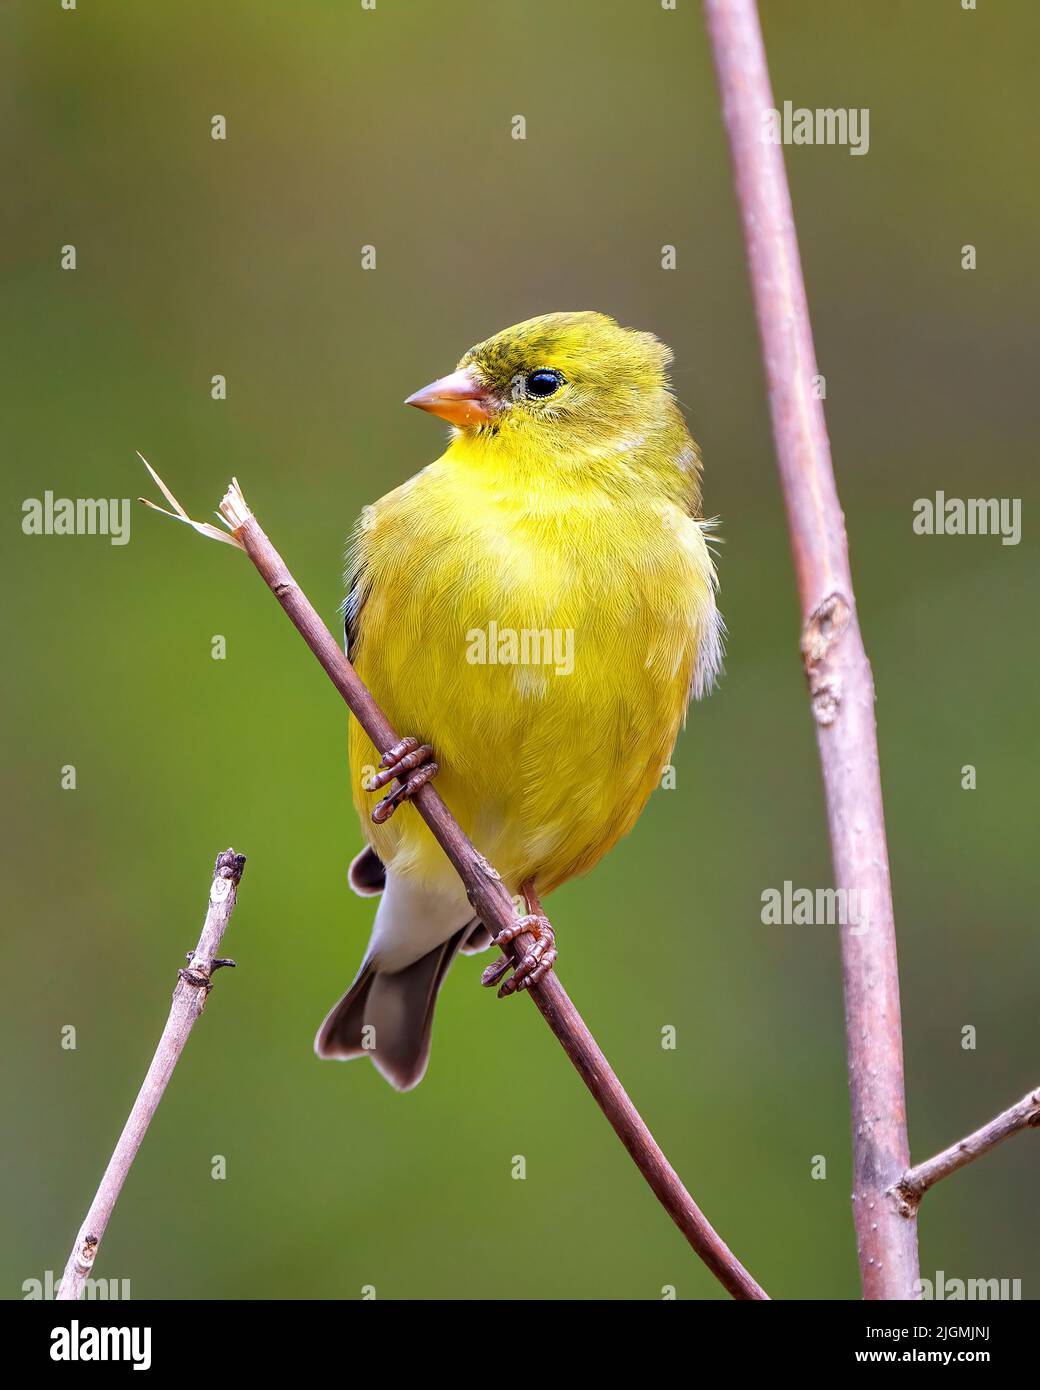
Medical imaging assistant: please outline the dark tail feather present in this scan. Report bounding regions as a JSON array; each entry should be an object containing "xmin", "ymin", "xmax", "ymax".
[
  {"xmin": 314, "ymin": 960, "xmax": 378, "ymax": 1058},
  {"xmin": 314, "ymin": 925, "xmax": 468, "ymax": 1091}
]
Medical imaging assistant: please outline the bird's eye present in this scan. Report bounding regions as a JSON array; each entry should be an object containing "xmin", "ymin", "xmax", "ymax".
[{"xmin": 525, "ymin": 369, "xmax": 563, "ymax": 398}]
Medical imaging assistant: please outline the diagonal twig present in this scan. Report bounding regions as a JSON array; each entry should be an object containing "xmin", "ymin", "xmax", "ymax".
[
  {"xmin": 142, "ymin": 469, "xmax": 768, "ymax": 1301},
  {"xmin": 889, "ymin": 1087, "xmax": 1040, "ymax": 1217},
  {"xmin": 703, "ymin": 0, "xmax": 919, "ymax": 1297},
  {"xmin": 56, "ymin": 849, "xmax": 246, "ymax": 1301}
]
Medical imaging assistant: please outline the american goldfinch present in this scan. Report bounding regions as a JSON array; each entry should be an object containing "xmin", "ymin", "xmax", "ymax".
[{"xmin": 315, "ymin": 311, "xmax": 722, "ymax": 1089}]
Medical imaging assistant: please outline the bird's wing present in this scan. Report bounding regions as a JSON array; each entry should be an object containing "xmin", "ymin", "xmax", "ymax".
[
  {"xmin": 343, "ymin": 560, "xmax": 382, "ymax": 893},
  {"xmin": 343, "ymin": 563, "xmax": 365, "ymax": 663}
]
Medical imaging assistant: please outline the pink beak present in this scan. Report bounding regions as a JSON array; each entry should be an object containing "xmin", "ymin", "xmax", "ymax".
[{"xmin": 404, "ymin": 366, "xmax": 495, "ymax": 427}]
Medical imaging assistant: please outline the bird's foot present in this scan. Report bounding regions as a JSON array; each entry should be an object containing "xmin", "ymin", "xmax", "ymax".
[
  {"xmin": 367, "ymin": 736, "xmax": 438, "ymax": 823},
  {"xmin": 481, "ymin": 881, "xmax": 558, "ymax": 997}
]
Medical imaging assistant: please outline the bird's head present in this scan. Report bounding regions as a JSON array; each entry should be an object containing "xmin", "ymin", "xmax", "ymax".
[{"xmin": 405, "ymin": 311, "xmax": 678, "ymax": 462}]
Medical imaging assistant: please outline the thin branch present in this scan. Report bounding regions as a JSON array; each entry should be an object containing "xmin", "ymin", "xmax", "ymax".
[
  {"xmin": 56, "ymin": 849, "xmax": 246, "ymax": 1301},
  {"xmin": 889, "ymin": 1087, "xmax": 1040, "ymax": 1217},
  {"xmin": 702, "ymin": 0, "xmax": 919, "ymax": 1298},
  {"xmin": 143, "ymin": 471, "xmax": 767, "ymax": 1301}
]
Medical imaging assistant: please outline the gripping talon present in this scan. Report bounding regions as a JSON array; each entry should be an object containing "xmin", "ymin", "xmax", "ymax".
[
  {"xmin": 380, "ymin": 736, "xmax": 420, "ymax": 769},
  {"xmin": 368, "ymin": 737, "xmax": 438, "ymax": 823},
  {"xmin": 517, "ymin": 947, "xmax": 557, "ymax": 992},
  {"xmin": 480, "ymin": 955, "xmax": 512, "ymax": 988},
  {"xmin": 368, "ymin": 740, "xmax": 435, "ymax": 791},
  {"xmin": 482, "ymin": 909, "xmax": 557, "ymax": 997}
]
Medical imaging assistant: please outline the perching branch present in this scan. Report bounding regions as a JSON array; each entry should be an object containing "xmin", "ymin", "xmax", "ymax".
[
  {"xmin": 141, "ymin": 468, "xmax": 767, "ymax": 1301},
  {"xmin": 56, "ymin": 849, "xmax": 245, "ymax": 1301},
  {"xmin": 888, "ymin": 1087, "xmax": 1040, "ymax": 1217},
  {"xmin": 703, "ymin": 0, "xmax": 919, "ymax": 1298}
]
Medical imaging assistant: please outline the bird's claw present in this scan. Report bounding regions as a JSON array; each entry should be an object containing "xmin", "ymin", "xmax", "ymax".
[
  {"xmin": 368, "ymin": 737, "xmax": 438, "ymax": 823},
  {"xmin": 481, "ymin": 914, "xmax": 557, "ymax": 997}
]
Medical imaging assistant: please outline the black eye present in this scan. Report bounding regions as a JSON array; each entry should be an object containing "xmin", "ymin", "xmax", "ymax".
[{"xmin": 525, "ymin": 369, "xmax": 563, "ymax": 398}]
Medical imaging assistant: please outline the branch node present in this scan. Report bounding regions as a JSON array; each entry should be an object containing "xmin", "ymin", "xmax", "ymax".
[
  {"xmin": 800, "ymin": 591, "xmax": 851, "ymax": 664},
  {"xmin": 886, "ymin": 1179, "xmax": 921, "ymax": 1220},
  {"xmin": 800, "ymin": 593, "xmax": 851, "ymax": 726},
  {"xmin": 178, "ymin": 967, "xmax": 213, "ymax": 991},
  {"xmin": 74, "ymin": 1235, "xmax": 99, "ymax": 1275},
  {"xmin": 474, "ymin": 853, "xmax": 501, "ymax": 882},
  {"xmin": 215, "ymin": 848, "xmax": 247, "ymax": 883}
]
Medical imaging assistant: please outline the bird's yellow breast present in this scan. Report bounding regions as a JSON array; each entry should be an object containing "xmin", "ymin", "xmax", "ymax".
[{"xmin": 349, "ymin": 438, "xmax": 718, "ymax": 898}]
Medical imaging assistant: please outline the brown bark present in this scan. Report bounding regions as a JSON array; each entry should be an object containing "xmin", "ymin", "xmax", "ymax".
[
  {"xmin": 703, "ymin": 0, "xmax": 919, "ymax": 1297},
  {"xmin": 890, "ymin": 1087, "xmax": 1040, "ymax": 1216},
  {"xmin": 57, "ymin": 850, "xmax": 245, "ymax": 1300}
]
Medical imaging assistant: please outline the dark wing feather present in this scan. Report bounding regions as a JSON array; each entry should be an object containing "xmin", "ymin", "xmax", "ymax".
[{"xmin": 343, "ymin": 564, "xmax": 365, "ymax": 661}]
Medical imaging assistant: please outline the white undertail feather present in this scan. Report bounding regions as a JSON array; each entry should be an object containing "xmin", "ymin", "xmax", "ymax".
[{"xmin": 367, "ymin": 870, "xmax": 473, "ymax": 973}]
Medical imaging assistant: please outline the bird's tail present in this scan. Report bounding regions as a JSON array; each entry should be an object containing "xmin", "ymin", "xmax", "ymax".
[{"xmin": 314, "ymin": 861, "xmax": 486, "ymax": 1091}]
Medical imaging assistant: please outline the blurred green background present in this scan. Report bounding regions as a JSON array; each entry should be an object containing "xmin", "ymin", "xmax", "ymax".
[{"xmin": 3, "ymin": 0, "xmax": 1036, "ymax": 1301}]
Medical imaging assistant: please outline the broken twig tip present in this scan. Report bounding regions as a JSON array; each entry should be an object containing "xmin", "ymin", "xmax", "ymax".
[
  {"xmin": 137, "ymin": 453, "xmax": 244, "ymax": 549},
  {"xmin": 218, "ymin": 478, "xmax": 253, "ymax": 533}
]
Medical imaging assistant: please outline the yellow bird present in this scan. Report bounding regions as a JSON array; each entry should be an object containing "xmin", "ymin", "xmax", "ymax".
[{"xmin": 315, "ymin": 311, "xmax": 722, "ymax": 1089}]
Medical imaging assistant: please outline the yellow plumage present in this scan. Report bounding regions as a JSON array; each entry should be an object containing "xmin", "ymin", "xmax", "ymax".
[{"xmin": 319, "ymin": 311, "xmax": 721, "ymax": 1088}]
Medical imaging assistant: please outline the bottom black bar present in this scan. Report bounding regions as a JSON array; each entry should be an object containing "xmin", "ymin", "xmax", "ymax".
[{"xmin": 6, "ymin": 1295, "xmax": 1031, "ymax": 1372}]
